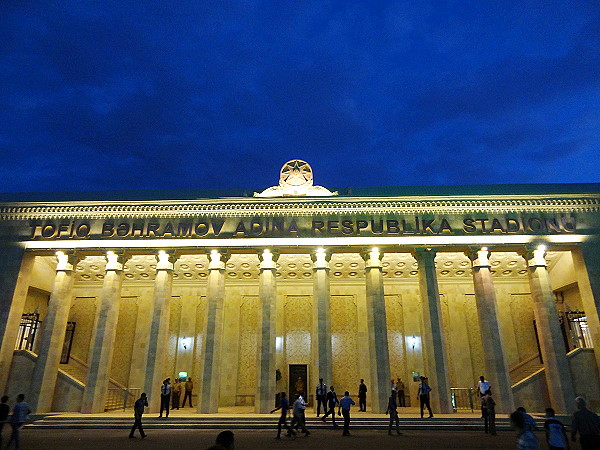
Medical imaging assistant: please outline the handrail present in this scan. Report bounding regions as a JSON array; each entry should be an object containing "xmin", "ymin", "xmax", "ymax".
[{"xmin": 65, "ymin": 354, "xmax": 127, "ymax": 390}]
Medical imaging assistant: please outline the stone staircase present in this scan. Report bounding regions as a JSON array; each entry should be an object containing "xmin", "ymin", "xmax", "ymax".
[
  {"xmin": 25, "ymin": 414, "xmax": 514, "ymax": 431},
  {"xmin": 509, "ymin": 353, "xmax": 544, "ymax": 385}
]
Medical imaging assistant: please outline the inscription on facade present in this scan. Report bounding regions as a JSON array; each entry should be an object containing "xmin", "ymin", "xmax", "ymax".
[{"xmin": 29, "ymin": 215, "xmax": 577, "ymax": 240}]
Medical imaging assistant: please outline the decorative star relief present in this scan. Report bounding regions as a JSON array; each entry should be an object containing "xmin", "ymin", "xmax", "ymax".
[{"xmin": 254, "ymin": 159, "xmax": 337, "ymax": 197}]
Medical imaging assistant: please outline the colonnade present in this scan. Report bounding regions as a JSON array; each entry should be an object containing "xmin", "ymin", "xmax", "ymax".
[{"xmin": 6, "ymin": 245, "xmax": 586, "ymax": 415}]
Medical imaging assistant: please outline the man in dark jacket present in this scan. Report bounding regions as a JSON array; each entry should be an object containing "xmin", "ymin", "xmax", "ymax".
[
  {"xmin": 129, "ymin": 393, "xmax": 148, "ymax": 439},
  {"xmin": 358, "ymin": 379, "xmax": 368, "ymax": 412},
  {"xmin": 321, "ymin": 386, "xmax": 339, "ymax": 427}
]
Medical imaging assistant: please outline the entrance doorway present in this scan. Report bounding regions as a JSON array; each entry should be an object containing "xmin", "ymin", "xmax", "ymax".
[{"xmin": 288, "ymin": 364, "xmax": 308, "ymax": 401}]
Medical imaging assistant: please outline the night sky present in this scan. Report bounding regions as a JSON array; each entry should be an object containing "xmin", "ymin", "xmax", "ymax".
[{"xmin": 1, "ymin": 1, "xmax": 599, "ymax": 195}]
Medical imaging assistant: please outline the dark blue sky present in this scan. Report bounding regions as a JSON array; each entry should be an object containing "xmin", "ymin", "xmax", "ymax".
[{"xmin": 1, "ymin": 1, "xmax": 599, "ymax": 194}]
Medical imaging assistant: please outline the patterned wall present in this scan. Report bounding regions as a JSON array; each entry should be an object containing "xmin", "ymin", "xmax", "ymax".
[
  {"xmin": 167, "ymin": 296, "xmax": 182, "ymax": 377},
  {"xmin": 110, "ymin": 296, "xmax": 138, "ymax": 386},
  {"xmin": 236, "ymin": 296, "xmax": 259, "ymax": 395},
  {"xmin": 510, "ymin": 293, "xmax": 538, "ymax": 361},
  {"xmin": 284, "ymin": 295, "xmax": 312, "ymax": 364},
  {"xmin": 69, "ymin": 297, "xmax": 97, "ymax": 363},
  {"xmin": 330, "ymin": 295, "xmax": 359, "ymax": 394},
  {"xmin": 463, "ymin": 294, "xmax": 485, "ymax": 383},
  {"xmin": 385, "ymin": 294, "xmax": 406, "ymax": 381}
]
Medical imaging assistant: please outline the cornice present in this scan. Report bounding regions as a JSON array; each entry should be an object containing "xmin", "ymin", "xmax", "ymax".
[{"xmin": 1, "ymin": 194, "xmax": 599, "ymax": 220}]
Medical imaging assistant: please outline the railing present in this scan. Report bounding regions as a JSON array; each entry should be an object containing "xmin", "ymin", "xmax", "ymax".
[
  {"xmin": 105, "ymin": 388, "xmax": 141, "ymax": 411},
  {"xmin": 450, "ymin": 387, "xmax": 475, "ymax": 412}
]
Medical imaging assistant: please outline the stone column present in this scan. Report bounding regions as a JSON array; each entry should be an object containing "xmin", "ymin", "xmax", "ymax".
[
  {"xmin": 362, "ymin": 248, "xmax": 391, "ymax": 413},
  {"xmin": 467, "ymin": 248, "xmax": 515, "ymax": 413},
  {"xmin": 521, "ymin": 245, "xmax": 575, "ymax": 414},
  {"xmin": 144, "ymin": 250, "xmax": 176, "ymax": 413},
  {"xmin": 571, "ymin": 243, "xmax": 600, "ymax": 376},
  {"xmin": 81, "ymin": 251, "xmax": 128, "ymax": 413},
  {"xmin": 29, "ymin": 251, "xmax": 79, "ymax": 413},
  {"xmin": 255, "ymin": 249, "xmax": 277, "ymax": 413},
  {"xmin": 414, "ymin": 248, "xmax": 453, "ymax": 414},
  {"xmin": 312, "ymin": 248, "xmax": 333, "ymax": 387},
  {"xmin": 0, "ymin": 245, "xmax": 35, "ymax": 393},
  {"xmin": 198, "ymin": 250, "xmax": 227, "ymax": 413}
]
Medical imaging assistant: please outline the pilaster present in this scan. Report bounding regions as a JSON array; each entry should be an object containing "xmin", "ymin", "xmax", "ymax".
[
  {"xmin": 311, "ymin": 248, "xmax": 333, "ymax": 388},
  {"xmin": 362, "ymin": 248, "xmax": 391, "ymax": 413},
  {"xmin": 255, "ymin": 249, "xmax": 278, "ymax": 413},
  {"xmin": 413, "ymin": 248, "xmax": 453, "ymax": 414},
  {"xmin": 571, "ymin": 241, "xmax": 600, "ymax": 378},
  {"xmin": 29, "ymin": 251, "xmax": 80, "ymax": 413},
  {"xmin": 520, "ymin": 245, "xmax": 575, "ymax": 414},
  {"xmin": 198, "ymin": 250, "xmax": 227, "ymax": 413},
  {"xmin": 466, "ymin": 248, "xmax": 514, "ymax": 413},
  {"xmin": 81, "ymin": 251, "xmax": 129, "ymax": 413},
  {"xmin": 0, "ymin": 245, "xmax": 34, "ymax": 393},
  {"xmin": 144, "ymin": 250, "xmax": 177, "ymax": 413}
]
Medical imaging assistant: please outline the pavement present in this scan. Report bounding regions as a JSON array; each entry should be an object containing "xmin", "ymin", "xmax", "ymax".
[{"xmin": 1, "ymin": 428, "xmax": 545, "ymax": 449}]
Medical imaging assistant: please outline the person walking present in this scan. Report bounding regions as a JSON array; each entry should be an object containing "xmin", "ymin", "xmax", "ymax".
[
  {"xmin": 397, "ymin": 377, "xmax": 406, "ymax": 407},
  {"xmin": 271, "ymin": 392, "xmax": 295, "ymax": 439},
  {"xmin": 571, "ymin": 396, "xmax": 600, "ymax": 449},
  {"xmin": 517, "ymin": 406, "xmax": 537, "ymax": 432},
  {"xmin": 321, "ymin": 386, "xmax": 339, "ymax": 428},
  {"xmin": 544, "ymin": 407, "xmax": 568, "ymax": 450},
  {"xmin": 6, "ymin": 394, "xmax": 30, "ymax": 450},
  {"xmin": 315, "ymin": 378, "xmax": 327, "ymax": 417},
  {"xmin": 182, "ymin": 377, "xmax": 194, "ymax": 408},
  {"xmin": 159, "ymin": 378, "xmax": 172, "ymax": 418},
  {"xmin": 0, "ymin": 396, "xmax": 10, "ymax": 448},
  {"xmin": 129, "ymin": 392, "xmax": 148, "ymax": 439},
  {"xmin": 338, "ymin": 391, "xmax": 356, "ymax": 436},
  {"xmin": 358, "ymin": 379, "xmax": 368, "ymax": 412},
  {"xmin": 511, "ymin": 410, "xmax": 539, "ymax": 450},
  {"xmin": 290, "ymin": 394, "xmax": 310, "ymax": 436},
  {"xmin": 171, "ymin": 377, "xmax": 182, "ymax": 410},
  {"xmin": 417, "ymin": 376, "xmax": 433, "ymax": 418},
  {"xmin": 482, "ymin": 390, "xmax": 496, "ymax": 435},
  {"xmin": 386, "ymin": 390, "xmax": 402, "ymax": 436}
]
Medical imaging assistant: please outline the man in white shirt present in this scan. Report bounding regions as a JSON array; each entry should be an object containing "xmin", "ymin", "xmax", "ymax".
[
  {"xmin": 159, "ymin": 378, "xmax": 172, "ymax": 418},
  {"xmin": 477, "ymin": 376, "xmax": 491, "ymax": 397},
  {"xmin": 291, "ymin": 395, "xmax": 310, "ymax": 436}
]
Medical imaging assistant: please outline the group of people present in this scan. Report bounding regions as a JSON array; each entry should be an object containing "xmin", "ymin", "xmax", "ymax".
[
  {"xmin": 158, "ymin": 376, "xmax": 194, "ymax": 418},
  {"xmin": 0, "ymin": 394, "xmax": 31, "ymax": 449},
  {"xmin": 477, "ymin": 375, "xmax": 600, "ymax": 450},
  {"xmin": 129, "ymin": 376, "xmax": 194, "ymax": 438}
]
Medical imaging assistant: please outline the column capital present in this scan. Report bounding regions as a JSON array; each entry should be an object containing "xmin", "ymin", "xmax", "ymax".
[
  {"xmin": 154, "ymin": 250, "xmax": 179, "ymax": 270},
  {"xmin": 105, "ymin": 250, "xmax": 132, "ymax": 272},
  {"xmin": 361, "ymin": 247, "xmax": 383, "ymax": 268},
  {"xmin": 311, "ymin": 248, "xmax": 331, "ymax": 270},
  {"xmin": 411, "ymin": 247, "xmax": 437, "ymax": 265},
  {"xmin": 465, "ymin": 247, "xmax": 491, "ymax": 268},
  {"xmin": 259, "ymin": 249, "xmax": 279, "ymax": 270},
  {"xmin": 55, "ymin": 251, "xmax": 83, "ymax": 271},
  {"xmin": 517, "ymin": 244, "xmax": 548, "ymax": 268},
  {"xmin": 207, "ymin": 250, "xmax": 229, "ymax": 270}
]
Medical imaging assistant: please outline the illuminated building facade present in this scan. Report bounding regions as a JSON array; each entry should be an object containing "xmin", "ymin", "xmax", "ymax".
[{"xmin": 0, "ymin": 161, "xmax": 599, "ymax": 415}]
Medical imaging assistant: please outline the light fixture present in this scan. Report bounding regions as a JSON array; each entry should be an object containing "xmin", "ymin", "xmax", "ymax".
[
  {"xmin": 181, "ymin": 337, "xmax": 189, "ymax": 350},
  {"xmin": 537, "ymin": 244, "xmax": 547, "ymax": 252}
]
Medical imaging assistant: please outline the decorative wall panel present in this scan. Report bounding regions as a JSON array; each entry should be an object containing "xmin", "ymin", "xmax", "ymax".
[
  {"xmin": 510, "ymin": 294, "xmax": 538, "ymax": 361},
  {"xmin": 167, "ymin": 296, "xmax": 182, "ymax": 377},
  {"xmin": 110, "ymin": 296, "xmax": 138, "ymax": 386},
  {"xmin": 463, "ymin": 294, "xmax": 485, "ymax": 384},
  {"xmin": 385, "ymin": 294, "xmax": 406, "ymax": 380},
  {"xmin": 330, "ymin": 295, "xmax": 359, "ymax": 394},
  {"xmin": 68, "ymin": 297, "xmax": 97, "ymax": 363},
  {"xmin": 236, "ymin": 296, "xmax": 259, "ymax": 395},
  {"xmin": 284, "ymin": 295, "xmax": 312, "ymax": 364}
]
